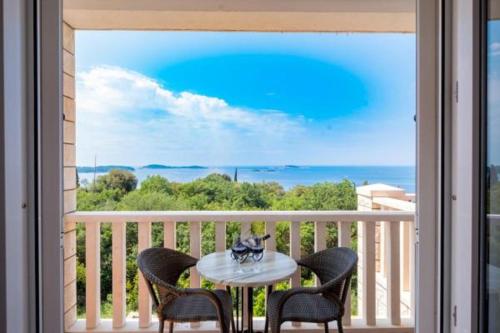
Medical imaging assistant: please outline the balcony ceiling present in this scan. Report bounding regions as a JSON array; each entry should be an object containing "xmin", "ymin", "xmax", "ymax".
[{"xmin": 63, "ymin": 0, "xmax": 416, "ymax": 32}]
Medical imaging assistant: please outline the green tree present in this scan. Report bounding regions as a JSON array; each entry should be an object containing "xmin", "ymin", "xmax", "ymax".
[
  {"xmin": 75, "ymin": 171, "xmax": 358, "ymax": 317},
  {"xmin": 140, "ymin": 175, "xmax": 175, "ymax": 195},
  {"xmin": 94, "ymin": 169, "xmax": 138, "ymax": 195}
]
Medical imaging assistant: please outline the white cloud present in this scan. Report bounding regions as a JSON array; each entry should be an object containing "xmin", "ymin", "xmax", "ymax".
[
  {"xmin": 76, "ymin": 66, "xmax": 304, "ymax": 165},
  {"xmin": 77, "ymin": 66, "xmax": 298, "ymax": 131},
  {"xmin": 75, "ymin": 66, "xmax": 415, "ymax": 167}
]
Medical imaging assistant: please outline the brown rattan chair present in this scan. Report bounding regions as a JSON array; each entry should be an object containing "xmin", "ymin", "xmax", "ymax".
[
  {"xmin": 265, "ymin": 247, "xmax": 357, "ymax": 333},
  {"xmin": 137, "ymin": 247, "xmax": 236, "ymax": 333}
]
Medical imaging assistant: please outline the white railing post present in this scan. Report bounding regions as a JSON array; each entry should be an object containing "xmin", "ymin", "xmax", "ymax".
[
  {"xmin": 190, "ymin": 221, "xmax": 202, "ymax": 328},
  {"xmin": 290, "ymin": 221, "xmax": 301, "ymax": 287},
  {"xmin": 138, "ymin": 221, "xmax": 152, "ymax": 328},
  {"xmin": 400, "ymin": 221, "xmax": 410, "ymax": 291},
  {"xmin": 189, "ymin": 221, "xmax": 202, "ymax": 287},
  {"xmin": 164, "ymin": 221, "xmax": 176, "ymax": 249},
  {"xmin": 264, "ymin": 220, "xmax": 277, "ymax": 319},
  {"xmin": 314, "ymin": 221, "xmax": 327, "ymax": 288},
  {"xmin": 85, "ymin": 221, "xmax": 101, "ymax": 329},
  {"xmin": 360, "ymin": 221, "xmax": 376, "ymax": 326},
  {"xmin": 112, "ymin": 221, "xmax": 127, "ymax": 328},
  {"xmin": 290, "ymin": 221, "xmax": 301, "ymax": 327},
  {"xmin": 314, "ymin": 221, "xmax": 327, "ymax": 253},
  {"xmin": 215, "ymin": 222, "xmax": 226, "ymax": 289},
  {"xmin": 265, "ymin": 221, "xmax": 276, "ymax": 251},
  {"xmin": 240, "ymin": 221, "xmax": 252, "ymax": 329},
  {"xmin": 338, "ymin": 221, "xmax": 352, "ymax": 326},
  {"xmin": 386, "ymin": 221, "xmax": 401, "ymax": 325},
  {"xmin": 409, "ymin": 220, "xmax": 415, "ymax": 319},
  {"xmin": 241, "ymin": 221, "xmax": 251, "ymax": 238}
]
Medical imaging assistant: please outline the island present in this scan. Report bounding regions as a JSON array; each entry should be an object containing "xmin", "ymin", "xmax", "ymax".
[
  {"xmin": 77, "ymin": 165, "xmax": 135, "ymax": 173},
  {"xmin": 140, "ymin": 164, "xmax": 207, "ymax": 169}
]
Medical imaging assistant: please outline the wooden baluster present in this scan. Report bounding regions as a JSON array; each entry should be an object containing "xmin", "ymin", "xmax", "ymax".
[
  {"xmin": 338, "ymin": 221, "xmax": 352, "ymax": 326},
  {"xmin": 112, "ymin": 222, "xmax": 126, "ymax": 328},
  {"xmin": 314, "ymin": 221, "xmax": 327, "ymax": 328},
  {"xmin": 409, "ymin": 220, "xmax": 415, "ymax": 320},
  {"xmin": 138, "ymin": 222, "xmax": 152, "ymax": 328},
  {"xmin": 215, "ymin": 222, "xmax": 226, "ymax": 289},
  {"xmin": 314, "ymin": 221, "xmax": 327, "ymax": 287},
  {"xmin": 290, "ymin": 221, "xmax": 301, "ymax": 327},
  {"xmin": 290, "ymin": 221, "xmax": 301, "ymax": 287},
  {"xmin": 190, "ymin": 221, "xmax": 202, "ymax": 328},
  {"xmin": 266, "ymin": 216, "xmax": 277, "ymax": 321},
  {"xmin": 265, "ymin": 221, "xmax": 277, "ymax": 320},
  {"xmin": 241, "ymin": 221, "xmax": 251, "ymax": 239},
  {"xmin": 189, "ymin": 221, "xmax": 201, "ymax": 287},
  {"xmin": 360, "ymin": 221, "xmax": 376, "ymax": 326},
  {"xmin": 85, "ymin": 221, "xmax": 101, "ymax": 329},
  {"xmin": 265, "ymin": 221, "xmax": 276, "ymax": 251},
  {"xmin": 380, "ymin": 222, "xmax": 387, "ymax": 276},
  {"xmin": 314, "ymin": 221, "xmax": 327, "ymax": 253},
  {"xmin": 386, "ymin": 221, "xmax": 401, "ymax": 325},
  {"xmin": 163, "ymin": 221, "xmax": 176, "ymax": 249},
  {"xmin": 240, "ymin": 221, "xmax": 251, "ymax": 329}
]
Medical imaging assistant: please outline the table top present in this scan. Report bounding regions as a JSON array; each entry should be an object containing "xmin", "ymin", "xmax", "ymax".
[{"xmin": 196, "ymin": 250, "xmax": 297, "ymax": 288}]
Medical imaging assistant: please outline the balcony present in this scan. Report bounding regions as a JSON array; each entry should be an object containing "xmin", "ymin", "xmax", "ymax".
[{"xmin": 63, "ymin": 185, "xmax": 415, "ymax": 333}]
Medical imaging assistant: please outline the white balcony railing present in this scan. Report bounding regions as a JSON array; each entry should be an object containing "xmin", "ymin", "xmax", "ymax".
[{"xmin": 65, "ymin": 209, "xmax": 415, "ymax": 333}]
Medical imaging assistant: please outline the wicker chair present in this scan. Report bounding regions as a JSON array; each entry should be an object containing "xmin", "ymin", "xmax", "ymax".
[
  {"xmin": 137, "ymin": 247, "xmax": 235, "ymax": 333},
  {"xmin": 265, "ymin": 247, "xmax": 357, "ymax": 333}
]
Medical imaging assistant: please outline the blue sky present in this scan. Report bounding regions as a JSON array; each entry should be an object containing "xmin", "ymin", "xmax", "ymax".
[{"xmin": 75, "ymin": 32, "xmax": 416, "ymax": 166}]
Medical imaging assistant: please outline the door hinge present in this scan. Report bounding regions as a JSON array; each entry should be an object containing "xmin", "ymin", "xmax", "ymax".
[
  {"xmin": 60, "ymin": 231, "xmax": 65, "ymax": 250},
  {"xmin": 452, "ymin": 305, "xmax": 457, "ymax": 327},
  {"xmin": 454, "ymin": 81, "xmax": 459, "ymax": 103}
]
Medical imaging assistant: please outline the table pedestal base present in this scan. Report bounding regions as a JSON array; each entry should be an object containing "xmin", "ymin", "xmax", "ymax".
[{"xmin": 230, "ymin": 285, "xmax": 272, "ymax": 333}]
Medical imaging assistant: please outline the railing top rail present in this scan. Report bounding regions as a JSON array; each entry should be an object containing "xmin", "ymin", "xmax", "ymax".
[{"xmin": 65, "ymin": 210, "xmax": 415, "ymax": 223}]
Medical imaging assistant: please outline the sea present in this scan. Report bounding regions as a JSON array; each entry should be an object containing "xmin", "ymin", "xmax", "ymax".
[{"xmin": 78, "ymin": 166, "xmax": 416, "ymax": 193}]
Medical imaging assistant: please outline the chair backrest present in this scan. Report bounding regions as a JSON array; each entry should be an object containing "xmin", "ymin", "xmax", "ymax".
[
  {"xmin": 299, "ymin": 247, "xmax": 358, "ymax": 309},
  {"xmin": 137, "ymin": 247, "xmax": 198, "ymax": 306}
]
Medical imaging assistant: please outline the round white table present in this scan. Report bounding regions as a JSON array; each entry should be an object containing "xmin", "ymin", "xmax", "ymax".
[{"xmin": 196, "ymin": 250, "xmax": 297, "ymax": 333}]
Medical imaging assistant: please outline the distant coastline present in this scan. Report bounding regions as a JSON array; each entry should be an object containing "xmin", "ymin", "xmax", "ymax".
[
  {"xmin": 77, "ymin": 165, "xmax": 416, "ymax": 193},
  {"xmin": 139, "ymin": 164, "xmax": 207, "ymax": 170},
  {"xmin": 77, "ymin": 165, "xmax": 135, "ymax": 173},
  {"xmin": 77, "ymin": 164, "xmax": 207, "ymax": 173},
  {"xmin": 77, "ymin": 164, "xmax": 320, "ymax": 173}
]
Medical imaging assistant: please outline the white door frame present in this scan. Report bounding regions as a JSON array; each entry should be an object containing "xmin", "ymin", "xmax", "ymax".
[
  {"xmin": 35, "ymin": 0, "xmax": 443, "ymax": 332},
  {"xmin": 449, "ymin": 0, "xmax": 482, "ymax": 331},
  {"xmin": 2, "ymin": 0, "xmax": 36, "ymax": 332},
  {"xmin": 416, "ymin": 0, "xmax": 444, "ymax": 332},
  {"xmin": 38, "ymin": 0, "xmax": 65, "ymax": 332}
]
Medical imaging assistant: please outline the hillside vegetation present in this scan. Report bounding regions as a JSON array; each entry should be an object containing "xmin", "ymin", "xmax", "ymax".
[{"xmin": 76, "ymin": 170, "xmax": 358, "ymax": 317}]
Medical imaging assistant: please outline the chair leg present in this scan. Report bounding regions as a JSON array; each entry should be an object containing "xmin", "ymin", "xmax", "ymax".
[
  {"xmin": 158, "ymin": 320, "xmax": 164, "ymax": 333},
  {"xmin": 169, "ymin": 321, "xmax": 174, "ymax": 333},
  {"xmin": 324, "ymin": 321, "xmax": 329, "ymax": 333},
  {"xmin": 337, "ymin": 319, "xmax": 344, "ymax": 333},
  {"xmin": 231, "ymin": 317, "xmax": 237, "ymax": 333}
]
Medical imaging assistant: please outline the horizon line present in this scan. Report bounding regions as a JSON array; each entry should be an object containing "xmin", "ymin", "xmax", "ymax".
[{"xmin": 76, "ymin": 164, "xmax": 417, "ymax": 168}]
